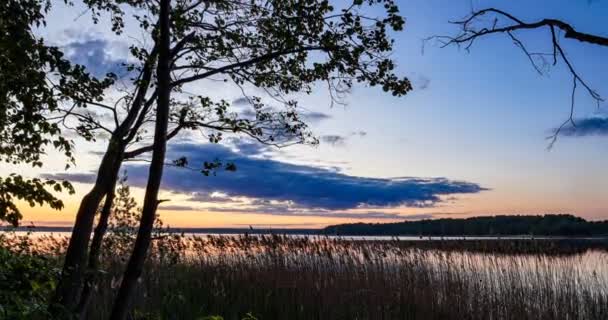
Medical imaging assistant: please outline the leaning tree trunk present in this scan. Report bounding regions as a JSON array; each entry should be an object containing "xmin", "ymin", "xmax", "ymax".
[
  {"xmin": 52, "ymin": 10, "xmax": 158, "ymax": 317},
  {"xmin": 51, "ymin": 141, "xmax": 124, "ymax": 316},
  {"xmin": 75, "ymin": 164, "xmax": 121, "ymax": 320},
  {"xmin": 109, "ymin": 0, "xmax": 171, "ymax": 318}
]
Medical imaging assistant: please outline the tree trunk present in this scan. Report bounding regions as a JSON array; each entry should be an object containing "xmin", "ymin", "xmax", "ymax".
[
  {"xmin": 75, "ymin": 169, "xmax": 120, "ymax": 320},
  {"xmin": 51, "ymin": 141, "xmax": 123, "ymax": 317},
  {"xmin": 109, "ymin": 0, "xmax": 171, "ymax": 318}
]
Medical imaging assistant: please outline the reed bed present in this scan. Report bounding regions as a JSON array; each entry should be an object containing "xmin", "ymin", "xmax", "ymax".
[{"xmin": 2, "ymin": 233, "xmax": 608, "ymax": 319}]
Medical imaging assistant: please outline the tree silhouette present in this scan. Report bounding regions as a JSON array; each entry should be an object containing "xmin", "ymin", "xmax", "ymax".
[
  {"xmin": 0, "ymin": 0, "xmax": 111, "ymax": 226},
  {"xmin": 43, "ymin": 0, "xmax": 412, "ymax": 318}
]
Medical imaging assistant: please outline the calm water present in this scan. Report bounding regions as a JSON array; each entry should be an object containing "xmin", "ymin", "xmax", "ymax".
[{"xmin": 5, "ymin": 230, "xmax": 607, "ymax": 241}]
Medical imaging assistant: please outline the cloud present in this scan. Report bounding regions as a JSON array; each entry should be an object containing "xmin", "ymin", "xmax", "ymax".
[
  {"xmin": 232, "ymin": 97, "xmax": 250, "ymax": 106},
  {"xmin": 409, "ymin": 73, "xmax": 430, "ymax": 91},
  {"xmin": 40, "ymin": 172, "xmax": 96, "ymax": 184},
  {"xmin": 416, "ymin": 75, "xmax": 431, "ymax": 90},
  {"xmin": 302, "ymin": 111, "xmax": 332, "ymax": 123},
  {"xmin": 232, "ymin": 223, "xmax": 324, "ymax": 228},
  {"xmin": 557, "ymin": 117, "xmax": 608, "ymax": 137},
  {"xmin": 321, "ymin": 135, "xmax": 347, "ymax": 146},
  {"xmin": 239, "ymin": 108, "xmax": 332, "ymax": 124},
  {"xmin": 229, "ymin": 139, "xmax": 273, "ymax": 156},
  {"xmin": 42, "ymin": 143, "xmax": 484, "ymax": 216},
  {"xmin": 123, "ymin": 143, "xmax": 485, "ymax": 211},
  {"xmin": 158, "ymin": 205, "xmax": 196, "ymax": 211},
  {"xmin": 321, "ymin": 131, "xmax": 367, "ymax": 147},
  {"xmin": 63, "ymin": 36, "xmax": 129, "ymax": 78},
  {"xmin": 351, "ymin": 131, "xmax": 367, "ymax": 137},
  {"xmin": 188, "ymin": 192, "xmax": 241, "ymax": 203},
  {"xmin": 209, "ymin": 208, "xmax": 416, "ymax": 220}
]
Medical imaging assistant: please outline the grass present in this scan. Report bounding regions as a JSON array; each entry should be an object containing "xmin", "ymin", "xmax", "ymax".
[{"xmin": 2, "ymin": 233, "xmax": 608, "ymax": 319}]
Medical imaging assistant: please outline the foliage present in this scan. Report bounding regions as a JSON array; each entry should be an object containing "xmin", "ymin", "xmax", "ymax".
[
  {"xmin": 100, "ymin": 176, "xmax": 169, "ymax": 256},
  {"xmin": 323, "ymin": 214, "xmax": 608, "ymax": 236},
  {"xmin": 0, "ymin": 0, "xmax": 110, "ymax": 226},
  {"xmin": 59, "ymin": 0, "xmax": 413, "ymax": 161},
  {"xmin": 0, "ymin": 175, "xmax": 74, "ymax": 226},
  {"xmin": 50, "ymin": 0, "xmax": 413, "ymax": 314},
  {"xmin": 0, "ymin": 246, "xmax": 58, "ymax": 320}
]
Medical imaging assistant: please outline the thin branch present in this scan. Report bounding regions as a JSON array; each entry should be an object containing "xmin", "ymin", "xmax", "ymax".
[
  {"xmin": 431, "ymin": 7, "xmax": 606, "ymax": 148},
  {"xmin": 548, "ymin": 76, "xmax": 578, "ymax": 149},
  {"xmin": 171, "ymin": 46, "xmax": 328, "ymax": 87}
]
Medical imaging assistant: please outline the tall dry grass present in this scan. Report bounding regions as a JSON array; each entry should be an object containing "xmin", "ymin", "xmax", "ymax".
[{"xmin": 2, "ymin": 233, "xmax": 608, "ymax": 320}]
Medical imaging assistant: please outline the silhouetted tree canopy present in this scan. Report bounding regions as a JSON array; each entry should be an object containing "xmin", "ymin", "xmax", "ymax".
[
  {"xmin": 0, "ymin": 0, "xmax": 111, "ymax": 226},
  {"xmin": 42, "ymin": 0, "xmax": 413, "ymax": 317}
]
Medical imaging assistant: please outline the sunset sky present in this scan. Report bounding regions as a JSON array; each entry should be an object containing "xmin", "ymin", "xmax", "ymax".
[{"xmin": 7, "ymin": 0, "xmax": 608, "ymax": 228}]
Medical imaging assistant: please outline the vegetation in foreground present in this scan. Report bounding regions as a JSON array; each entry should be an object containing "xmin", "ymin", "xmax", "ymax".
[
  {"xmin": 3, "ymin": 182, "xmax": 607, "ymax": 320},
  {"xmin": 2, "ymin": 231, "xmax": 608, "ymax": 320}
]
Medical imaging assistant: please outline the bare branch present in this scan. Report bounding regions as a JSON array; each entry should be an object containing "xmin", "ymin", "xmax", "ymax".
[{"xmin": 430, "ymin": 7, "xmax": 605, "ymax": 147}]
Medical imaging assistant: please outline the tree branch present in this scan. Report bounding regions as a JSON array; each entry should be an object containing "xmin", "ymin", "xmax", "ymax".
[
  {"xmin": 429, "ymin": 7, "xmax": 606, "ymax": 147},
  {"xmin": 170, "ymin": 46, "xmax": 328, "ymax": 87}
]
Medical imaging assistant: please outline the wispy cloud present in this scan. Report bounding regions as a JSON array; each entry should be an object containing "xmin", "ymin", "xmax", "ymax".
[
  {"xmin": 320, "ymin": 131, "xmax": 367, "ymax": 147},
  {"xmin": 302, "ymin": 111, "xmax": 332, "ymax": 123},
  {"xmin": 202, "ymin": 205, "xmax": 424, "ymax": 220},
  {"xmin": 158, "ymin": 205, "xmax": 197, "ymax": 211}
]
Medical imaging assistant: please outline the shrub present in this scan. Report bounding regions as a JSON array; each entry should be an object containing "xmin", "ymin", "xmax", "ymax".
[{"xmin": 0, "ymin": 246, "xmax": 58, "ymax": 319}]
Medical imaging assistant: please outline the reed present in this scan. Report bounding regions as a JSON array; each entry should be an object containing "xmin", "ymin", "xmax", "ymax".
[{"xmin": 2, "ymin": 233, "xmax": 607, "ymax": 320}]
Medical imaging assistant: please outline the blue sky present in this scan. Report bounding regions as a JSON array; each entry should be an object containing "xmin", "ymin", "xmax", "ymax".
[{"xmin": 13, "ymin": 0, "xmax": 608, "ymax": 227}]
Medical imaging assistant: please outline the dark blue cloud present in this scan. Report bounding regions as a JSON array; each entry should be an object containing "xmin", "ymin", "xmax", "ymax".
[
  {"xmin": 123, "ymin": 143, "xmax": 485, "ymax": 210},
  {"xmin": 64, "ymin": 38, "xmax": 129, "ymax": 78},
  {"xmin": 557, "ymin": 117, "xmax": 608, "ymax": 137},
  {"xmin": 302, "ymin": 111, "xmax": 332, "ymax": 122},
  {"xmin": 40, "ymin": 172, "xmax": 96, "ymax": 184},
  {"xmin": 232, "ymin": 97, "xmax": 251, "ymax": 106}
]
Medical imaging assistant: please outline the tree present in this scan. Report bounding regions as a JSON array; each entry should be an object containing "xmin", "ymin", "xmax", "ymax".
[
  {"xmin": 46, "ymin": 0, "xmax": 412, "ymax": 317},
  {"xmin": 0, "ymin": 0, "xmax": 111, "ymax": 226},
  {"xmin": 427, "ymin": 7, "xmax": 607, "ymax": 146},
  {"xmin": 109, "ymin": 1, "xmax": 172, "ymax": 317},
  {"xmin": 77, "ymin": 174, "xmax": 168, "ymax": 320}
]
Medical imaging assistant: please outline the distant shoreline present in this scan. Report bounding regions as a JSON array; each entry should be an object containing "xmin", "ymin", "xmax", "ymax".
[{"xmin": 4, "ymin": 214, "xmax": 608, "ymax": 238}]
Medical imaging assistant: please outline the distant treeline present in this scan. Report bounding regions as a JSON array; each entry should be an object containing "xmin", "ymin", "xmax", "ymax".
[{"xmin": 322, "ymin": 214, "xmax": 608, "ymax": 237}]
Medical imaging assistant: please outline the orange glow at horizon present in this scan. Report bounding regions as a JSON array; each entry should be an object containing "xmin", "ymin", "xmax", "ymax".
[{"xmin": 15, "ymin": 188, "xmax": 608, "ymax": 229}]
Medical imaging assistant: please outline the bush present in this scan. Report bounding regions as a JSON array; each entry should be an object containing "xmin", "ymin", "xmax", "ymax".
[{"xmin": 0, "ymin": 246, "xmax": 58, "ymax": 320}]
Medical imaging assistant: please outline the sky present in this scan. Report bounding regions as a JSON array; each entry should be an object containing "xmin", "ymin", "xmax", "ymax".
[{"xmin": 7, "ymin": 0, "xmax": 608, "ymax": 228}]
